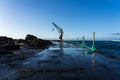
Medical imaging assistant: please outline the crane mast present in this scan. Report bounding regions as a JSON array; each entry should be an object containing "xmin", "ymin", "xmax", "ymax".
[{"xmin": 52, "ymin": 22, "xmax": 63, "ymax": 51}]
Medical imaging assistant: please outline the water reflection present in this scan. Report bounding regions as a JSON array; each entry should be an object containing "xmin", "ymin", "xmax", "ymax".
[
  {"xmin": 81, "ymin": 47, "xmax": 96, "ymax": 71},
  {"xmin": 92, "ymin": 52, "xmax": 96, "ymax": 73},
  {"xmin": 82, "ymin": 47, "xmax": 85, "ymax": 55},
  {"xmin": 59, "ymin": 41, "xmax": 64, "ymax": 54}
]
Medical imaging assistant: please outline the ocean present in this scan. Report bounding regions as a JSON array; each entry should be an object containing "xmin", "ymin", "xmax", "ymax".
[{"xmin": 63, "ymin": 41, "xmax": 120, "ymax": 58}]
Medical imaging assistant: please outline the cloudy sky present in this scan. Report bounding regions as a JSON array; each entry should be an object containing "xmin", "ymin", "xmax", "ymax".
[{"xmin": 0, "ymin": 0, "xmax": 120, "ymax": 40}]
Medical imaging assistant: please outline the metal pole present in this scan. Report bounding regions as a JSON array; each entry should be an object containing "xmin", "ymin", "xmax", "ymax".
[
  {"xmin": 82, "ymin": 36, "xmax": 85, "ymax": 42},
  {"xmin": 92, "ymin": 32, "xmax": 95, "ymax": 46}
]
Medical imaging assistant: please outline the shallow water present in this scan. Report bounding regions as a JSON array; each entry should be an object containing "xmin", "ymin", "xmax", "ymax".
[{"xmin": 19, "ymin": 47, "xmax": 120, "ymax": 80}]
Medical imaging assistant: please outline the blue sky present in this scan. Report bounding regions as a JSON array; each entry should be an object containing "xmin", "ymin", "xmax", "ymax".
[{"xmin": 0, "ymin": 0, "xmax": 120, "ymax": 40}]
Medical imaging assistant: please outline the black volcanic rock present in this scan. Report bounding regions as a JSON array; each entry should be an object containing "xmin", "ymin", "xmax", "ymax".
[
  {"xmin": 0, "ymin": 34, "xmax": 52, "ymax": 53},
  {"xmin": 0, "ymin": 36, "xmax": 14, "ymax": 45},
  {"xmin": 24, "ymin": 34, "xmax": 52, "ymax": 49},
  {"xmin": 0, "ymin": 36, "xmax": 20, "ymax": 54},
  {"xmin": 15, "ymin": 39, "xmax": 25, "ymax": 46},
  {"xmin": 30, "ymin": 39, "xmax": 52, "ymax": 49},
  {"xmin": 2, "ymin": 44, "xmax": 20, "ymax": 51},
  {"xmin": 25, "ymin": 34, "xmax": 37, "ymax": 44}
]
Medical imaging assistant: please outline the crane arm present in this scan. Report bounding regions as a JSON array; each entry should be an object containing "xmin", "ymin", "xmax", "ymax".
[{"xmin": 52, "ymin": 22, "xmax": 63, "ymax": 34}]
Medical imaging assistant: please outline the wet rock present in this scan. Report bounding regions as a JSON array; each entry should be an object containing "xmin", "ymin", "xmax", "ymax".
[
  {"xmin": 0, "ymin": 49, "xmax": 12, "ymax": 54},
  {"xmin": 2, "ymin": 44, "xmax": 20, "ymax": 51},
  {"xmin": 0, "ymin": 64, "xmax": 20, "ymax": 80}
]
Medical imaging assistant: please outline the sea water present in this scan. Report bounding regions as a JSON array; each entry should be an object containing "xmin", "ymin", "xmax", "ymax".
[{"xmin": 63, "ymin": 41, "xmax": 120, "ymax": 58}]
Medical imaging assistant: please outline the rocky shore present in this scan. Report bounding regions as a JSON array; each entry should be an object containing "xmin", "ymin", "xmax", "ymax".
[
  {"xmin": 0, "ymin": 34, "xmax": 52, "ymax": 55},
  {"xmin": 0, "ymin": 35, "xmax": 120, "ymax": 80}
]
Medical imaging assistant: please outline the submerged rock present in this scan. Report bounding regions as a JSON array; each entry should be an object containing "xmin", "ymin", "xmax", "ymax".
[{"xmin": 0, "ymin": 64, "xmax": 20, "ymax": 80}]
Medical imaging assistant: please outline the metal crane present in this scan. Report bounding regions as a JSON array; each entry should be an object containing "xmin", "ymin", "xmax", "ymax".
[
  {"xmin": 52, "ymin": 22, "xmax": 63, "ymax": 51},
  {"xmin": 52, "ymin": 22, "xmax": 63, "ymax": 42}
]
